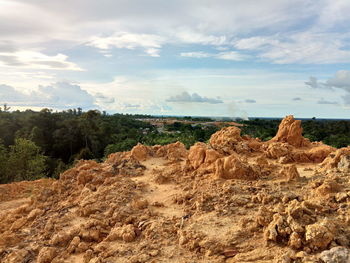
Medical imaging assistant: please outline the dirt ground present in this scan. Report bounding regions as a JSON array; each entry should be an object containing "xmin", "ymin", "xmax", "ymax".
[{"xmin": 1, "ymin": 116, "xmax": 350, "ymax": 263}]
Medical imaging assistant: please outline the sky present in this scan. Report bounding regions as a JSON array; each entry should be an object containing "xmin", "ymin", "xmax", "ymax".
[{"xmin": 1, "ymin": 0, "xmax": 350, "ymax": 118}]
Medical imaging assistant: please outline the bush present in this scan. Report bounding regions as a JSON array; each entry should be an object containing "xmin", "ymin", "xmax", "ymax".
[
  {"xmin": 5, "ymin": 138, "xmax": 47, "ymax": 182},
  {"xmin": 104, "ymin": 138, "xmax": 138, "ymax": 156}
]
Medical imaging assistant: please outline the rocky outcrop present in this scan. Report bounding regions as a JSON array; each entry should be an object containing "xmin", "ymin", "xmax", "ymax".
[
  {"xmin": 270, "ymin": 115, "xmax": 310, "ymax": 147},
  {"xmin": 209, "ymin": 126, "xmax": 242, "ymax": 154},
  {"xmin": 154, "ymin": 141, "xmax": 188, "ymax": 161},
  {"xmin": 264, "ymin": 141, "xmax": 334, "ymax": 164},
  {"xmin": 2, "ymin": 115, "xmax": 350, "ymax": 263},
  {"xmin": 187, "ymin": 143, "xmax": 222, "ymax": 170},
  {"xmin": 306, "ymin": 144, "xmax": 335, "ymax": 163},
  {"xmin": 320, "ymin": 147, "xmax": 350, "ymax": 171},
  {"xmin": 209, "ymin": 126, "xmax": 262, "ymax": 155},
  {"xmin": 214, "ymin": 154, "xmax": 258, "ymax": 180},
  {"xmin": 131, "ymin": 143, "xmax": 150, "ymax": 161},
  {"xmin": 264, "ymin": 200, "xmax": 342, "ymax": 252}
]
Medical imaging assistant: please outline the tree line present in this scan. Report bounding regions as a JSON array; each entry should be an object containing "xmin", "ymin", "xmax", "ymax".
[
  {"xmin": 239, "ymin": 118, "xmax": 350, "ymax": 148},
  {"xmin": 2, "ymin": 107, "xmax": 349, "ymax": 184},
  {"xmin": 0, "ymin": 108, "xmax": 219, "ymax": 184}
]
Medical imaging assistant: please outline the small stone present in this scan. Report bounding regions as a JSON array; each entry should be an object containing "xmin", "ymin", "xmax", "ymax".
[
  {"xmin": 223, "ymin": 249, "xmax": 238, "ymax": 258},
  {"xmin": 319, "ymin": 246, "xmax": 350, "ymax": 263},
  {"xmin": 37, "ymin": 247, "xmax": 56, "ymax": 263}
]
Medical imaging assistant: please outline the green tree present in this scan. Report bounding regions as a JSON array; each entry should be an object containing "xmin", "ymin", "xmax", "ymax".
[
  {"xmin": 79, "ymin": 110, "xmax": 101, "ymax": 156},
  {"xmin": 104, "ymin": 138, "xmax": 138, "ymax": 156},
  {"xmin": 6, "ymin": 138, "xmax": 47, "ymax": 182},
  {"xmin": 0, "ymin": 141, "xmax": 8, "ymax": 183}
]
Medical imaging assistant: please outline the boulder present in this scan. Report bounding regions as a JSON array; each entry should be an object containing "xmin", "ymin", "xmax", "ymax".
[
  {"xmin": 305, "ymin": 222, "xmax": 334, "ymax": 250},
  {"xmin": 264, "ymin": 142, "xmax": 292, "ymax": 159},
  {"xmin": 188, "ymin": 143, "xmax": 207, "ymax": 169},
  {"xmin": 316, "ymin": 179, "xmax": 342, "ymax": 196},
  {"xmin": 209, "ymin": 126, "xmax": 242, "ymax": 154},
  {"xmin": 319, "ymin": 246, "xmax": 350, "ymax": 263},
  {"xmin": 320, "ymin": 147, "xmax": 350, "ymax": 171},
  {"xmin": 214, "ymin": 154, "xmax": 258, "ymax": 180},
  {"xmin": 37, "ymin": 247, "xmax": 56, "ymax": 263},
  {"xmin": 131, "ymin": 143, "xmax": 149, "ymax": 161},
  {"xmin": 337, "ymin": 155, "xmax": 350, "ymax": 172},
  {"xmin": 280, "ymin": 165, "xmax": 300, "ymax": 181},
  {"xmin": 155, "ymin": 141, "xmax": 187, "ymax": 161},
  {"xmin": 187, "ymin": 143, "xmax": 222, "ymax": 169},
  {"xmin": 306, "ymin": 145, "xmax": 335, "ymax": 163}
]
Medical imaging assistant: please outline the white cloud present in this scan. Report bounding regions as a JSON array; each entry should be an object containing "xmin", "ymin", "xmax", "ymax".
[
  {"xmin": 244, "ymin": 99, "xmax": 256, "ymax": 103},
  {"xmin": 166, "ymin": 91, "xmax": 223, "ymax": 104},
  {"xmin": 175, "ymin": 29, "xmax": 227, "ymax": 46},
  {"xmin": 306, "ymin": 70, "xmax": 350, "ymax": 91},
  {"xmin": 180, "ymin": 51, "xmax": 247, "ymax": 61},
  {"xmin": 0, "ymin": 50, "xmax": 82, "ymax": 70},
  {"xmin": 326, "ymin": 70, "xmax": 350, "ymax": 90},
  {"xmin": 306, "ymin": 70, "xmax": 350, "ymax": 105},
  {"xmin": 88, "ymin": 32, "xmax": 165, "ymax": 57},
  {"xmin": 216, "ymin": 51, "xmax": 247, "ymax": 61},
  {"xmin": 0, "ymin": 82, "xmax": 97, "ymax": 109},
  {"xmin": 234, "ymin": 32, "xmax": 350, "ymax": 64},
  {"xmin": 145, "ymin": 48, "xmax": 161, "ymax": 57},
  {"xmin": 305, "ymin": 76, "xmax": 322, "ymax": 89},
  {"xmin": 317, "ymin": 98, "xmax": 338, "ymax": 105},
  {"xmin": 94, "ymin": 92, "xmax": 115, "ymax": 104},
  {"xmin": 1, "ymin": 0, "xmax": 350, "ymax": 66},
  {"xmin": 180, "ymin": 52, "xmax": 211, "ymax": 58}
]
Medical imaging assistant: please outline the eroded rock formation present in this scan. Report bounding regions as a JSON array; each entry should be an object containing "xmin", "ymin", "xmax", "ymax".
[{"xmin": 1, "ymin": 115, "xmax": 350, "ymax": 263}]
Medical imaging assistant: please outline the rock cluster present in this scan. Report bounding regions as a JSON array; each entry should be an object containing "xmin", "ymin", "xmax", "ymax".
[{"xmin": 1, "ymin": 115, "xmax": 350, "ymax": 263}]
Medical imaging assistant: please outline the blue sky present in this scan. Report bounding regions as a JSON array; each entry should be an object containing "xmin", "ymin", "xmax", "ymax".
[{"xmin": 1, "ymin": 0, "xmax": 350, "ymax": 118}]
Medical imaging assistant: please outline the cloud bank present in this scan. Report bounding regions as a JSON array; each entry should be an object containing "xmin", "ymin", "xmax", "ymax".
[
  {"xmin": 306, "ymin": 70, "xmax": 350, "ymax": 104},
  {"xmin": 0, "ymin": 82, "xmax": 96, "ymax": 109},
  {"xmin": 166, "ymin": 91, "xmax": 223, "ymax": 104}
]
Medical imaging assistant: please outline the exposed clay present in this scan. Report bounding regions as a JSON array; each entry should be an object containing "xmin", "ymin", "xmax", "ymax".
[{"xmin": 1, "ymin": 115, "xmax": 350, "ymax": 263}]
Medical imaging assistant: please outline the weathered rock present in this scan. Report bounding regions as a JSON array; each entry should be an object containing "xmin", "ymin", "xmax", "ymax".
[
  {"xmin": 288, "ymin": 232, "xmax": 302, "ymax": 249},
  {"xmin": 67, "ymin": 236, "xmax": 80, "ymax": 254},
  {"xmin": 319, "ymin": 246, "xmax": 350, "ymax": 263},
  {"xmin": 270, "ymin": 115, "xmax": 309, "ymax": 147},
  {"xmin": 320, "ymin": 147, "xmax": 350, "ymax": 171},
  {"xmin": 337, "ymin": 155, "xmax": 350, "ymax": 172},
  {"xmin": 306, "ymin": 145, "xmax": 335, "ymax": 163},
  {"xmin": 264, "ymin": 213, "xmax": 289, "ymax": 242},
  {"xmin": 280, "ymin": 165, "xmax": 300, "ymax": 181},
  {"xmin": 305, "ymin": 222, "xmax": 334, "ymax": 250},
  {"xmin": 106, "ymin": 224, "xmax": 136, "ymax": 242},
  {"xmin": 187, "ymin": 143, "xmax": 222, "ymax": 169},
  {"xmin": 155, "ymin": 141, "xmax": 187, "ymax": 161},
  {"xmin": 215, "ymin": 154, "xmax": 258, "ymax": 180},
  {"xmin": 131, "ymin": 143, "xmax": 149, "ymax": 161},
  {"xmin": 188, "ymin": 143, "xmax": 207, "ymax": 169},
  {"xmin": 204, "ymin": 149, "xmax": 222, "ymax": 165},
  {"xmin": 37, "ymin": 247, "xmax": 56, "ymax": 263},
  {"xmin": 27, "ymin": 208, "xmax": 43, "ymax": 221},
  {"xmin": 316, "ymin": 179, "xmax": 342, "ymax": 196},
  {"xmin": 265, "ymin": 142, "xmax": 292, "ymax": 159},
  {"xmin": 209, "ymin": 126, "xmax": 242, "ymax": 154}
]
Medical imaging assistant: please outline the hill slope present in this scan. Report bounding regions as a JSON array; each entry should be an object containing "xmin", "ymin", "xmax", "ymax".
[{"xmin": 1, "ymin": 115, "xmax": 350, "ymax": 263}]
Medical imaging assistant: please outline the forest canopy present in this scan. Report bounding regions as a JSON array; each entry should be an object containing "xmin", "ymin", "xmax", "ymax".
[
  {"xmin": 0, "ymin": 108, "xmax": 218, "ymax": 183},
  {"xmin": 0, "ymin": 107, "xmax": 349, "ymax": 184}
]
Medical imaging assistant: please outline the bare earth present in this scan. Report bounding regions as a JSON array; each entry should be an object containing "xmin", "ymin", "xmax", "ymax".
[{"xmin": 1, "ymin": 115, "xmax": 350, "ymax": 263}]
